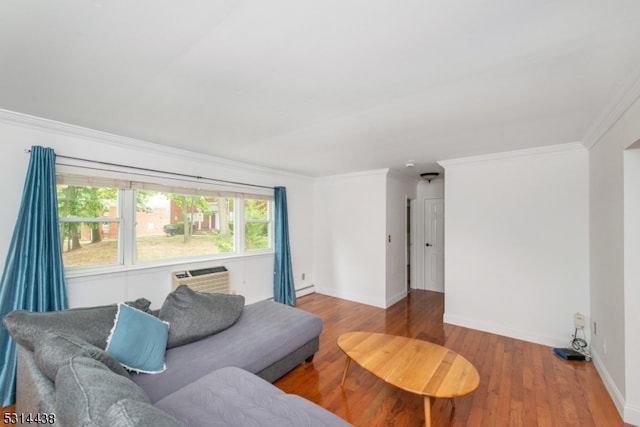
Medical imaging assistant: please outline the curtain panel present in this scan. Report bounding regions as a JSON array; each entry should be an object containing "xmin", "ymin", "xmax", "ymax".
[
  {"xmin": 0, "ymin": 146, "xmax": 68, "ymax": 406},
  {"xmin": 273, "ymin": 186, "xmax": 295, "ymax": 306}
]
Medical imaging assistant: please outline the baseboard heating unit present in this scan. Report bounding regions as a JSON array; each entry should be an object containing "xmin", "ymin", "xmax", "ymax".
[{"xmin": 172, "ymin": 266, "xmax": 230, "ymax": 294}]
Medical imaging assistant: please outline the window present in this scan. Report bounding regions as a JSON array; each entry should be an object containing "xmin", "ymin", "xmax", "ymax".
[
  {"xmin": 135, "ymin": 192, "xmax": 236, "ymax": 262},
  {"xmin": 56, "ymin": 174, "xmax": 273, "ymax": 272},
  {"xmin": 57, "ymin": 184, "xmax": 122, "ymax": 268},
  {"xmin": 244, "ymin": 198, "xmax": 270, "ymax": 251}
]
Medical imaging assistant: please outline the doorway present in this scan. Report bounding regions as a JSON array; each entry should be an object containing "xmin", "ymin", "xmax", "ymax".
[
  {"xmin": 423, "ymin": 198, "xmax": 444, "ymax": 293},
  {"xmin": 407, "ymin": 198, "xmax": 415, "ymax": 292}
]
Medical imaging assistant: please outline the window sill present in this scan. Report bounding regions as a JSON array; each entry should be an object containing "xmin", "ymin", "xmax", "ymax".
[{"xmin": 64, "ymin": 251, "xmax": 274, "ymax": 280}]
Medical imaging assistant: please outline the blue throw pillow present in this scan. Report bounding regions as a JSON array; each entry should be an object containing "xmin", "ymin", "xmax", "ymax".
[{"xmin": 106, "ymin": 303, "xmax": 169, "ymax": 374}]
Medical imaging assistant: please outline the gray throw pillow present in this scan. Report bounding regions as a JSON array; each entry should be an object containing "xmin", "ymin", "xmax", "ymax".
[
  {"xmin": 3, "ymin": 298, "xmax": 152, "ymax": 351},
  {"xmin": 55, "ymin": 356, "xmax": 151, "ymax": 427},
  {"xmin": 105, "ymin": 399, "xmax": 186, "ymax": 427},
  {"xmin": 159, "ymin": 285, "xmax": 245, "ymax": 348},
  {"xmin": 34, "ymin": 331, "xmax": 129, "ymax": 381}
]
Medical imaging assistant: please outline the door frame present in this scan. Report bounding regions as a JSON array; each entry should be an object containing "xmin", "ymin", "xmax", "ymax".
[{"xmin": 414, "ymin": 197, "xmax": 444, "ymax": 292}]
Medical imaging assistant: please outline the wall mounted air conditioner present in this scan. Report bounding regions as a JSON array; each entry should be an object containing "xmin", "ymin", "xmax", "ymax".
[{"xmin": 172, "ymin": 266, "xmax": 230, "ymax": 294}]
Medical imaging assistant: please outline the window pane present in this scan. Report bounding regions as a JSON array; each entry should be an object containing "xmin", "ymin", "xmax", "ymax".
[
  {"xmin": 57, "ymin": 185, "xmax": 118, "ymax": 219},
  {"xmin": 57, "ymin": 184, "xmax": 121, "ymax": 268},
  {"xmin": 60, "ymin": 222, "xmax": 120, "ymax": 267},
  {"xmin": 135, "ymin": 192, "xmax": 235, "ymax": 261},
  {"xmin": 244, "ymin": 199, "xmax": 270, "ymax": 250}
]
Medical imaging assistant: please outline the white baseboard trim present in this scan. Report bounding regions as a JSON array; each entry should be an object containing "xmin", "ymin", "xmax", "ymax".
[
  {"xmin": 313, "ymin": 286, "xmax": 386, "ymax": 308},
  {"xmin": 592, "ymin": 350, "xmax": 640, "ymax": 426},
  {"xmin": 296, "ymin": 285, "xmax": 315, "ymax": 299},
  {"xmin": 592, "ymin": 350, "xmax": 626, "ymax": 418},
  {"xmin": 385, "ymin": 289, "xmax": 408, "ymax": 308},
  {"xmin": 443, "ymin": 313, "xmax": 568, "ymax": 349},
  {"xmin": 625, "ymin": 404, "xmax": 640, "ymax": 426}
]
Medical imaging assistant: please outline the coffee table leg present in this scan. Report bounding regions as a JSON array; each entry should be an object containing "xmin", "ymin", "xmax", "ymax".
[
  {"xmin": 423, "ymin": 396, "xmax": 432, "ymax": 427},
  {"xmin": 340, "ymin": 356, "xmax": 352, "ymax": 386}
]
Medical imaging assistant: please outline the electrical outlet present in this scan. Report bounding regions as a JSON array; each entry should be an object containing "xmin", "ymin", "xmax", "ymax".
[
  {"xmin": 301, "ymin": 273, "xmax": 306, "ymax": 280},
  {"xmin": 573, "ymin": 312, "xmax": 585, "ymax": 329}
]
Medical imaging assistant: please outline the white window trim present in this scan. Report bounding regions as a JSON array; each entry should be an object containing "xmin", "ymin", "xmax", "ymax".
[{"xmin": 58, "ymin": 174, "xmax": 274, "ymax": 277}]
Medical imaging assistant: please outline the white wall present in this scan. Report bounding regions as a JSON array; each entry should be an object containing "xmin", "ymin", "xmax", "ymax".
[
  {"xmin": 589, "ymin": 94, "xmax": 640, "ymax": 424},
  {"xmin": 385, "ymin": 171, "xmax": 418, "ymax": 307},
  {"xmin": 439, "ymin": 143, "xmax": 589, "ymax": 348},
  {"xmin": 417, "ymin": 178, "xmax": 445, "ymax": 201},
  {"xmin": 313, "ymin": 169, "xmax": 415, "ymax": 309},
  {"xmin": 0, "ymin": 110, "xmax": 417, "ymax": 312},
  {"xmin": 624, "ymin": 146, "xmax": 640, "ymax": 424},
  {"xmin": 0, "ymin": 111, "xmax": 315, "ymax": 308},
  {"xmin": 313, "ymin": 170, "xmax": 388, "ymax": 307}
]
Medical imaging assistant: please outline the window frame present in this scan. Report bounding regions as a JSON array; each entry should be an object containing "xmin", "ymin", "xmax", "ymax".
[{"xmin": 56, "ymin": 173, "xmax": 274, "ymax": 276}]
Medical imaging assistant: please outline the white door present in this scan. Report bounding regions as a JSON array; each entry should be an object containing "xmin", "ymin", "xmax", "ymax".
[{"xmin": 424, "ymin": 199, "xmax": 444, "ymax": 292}]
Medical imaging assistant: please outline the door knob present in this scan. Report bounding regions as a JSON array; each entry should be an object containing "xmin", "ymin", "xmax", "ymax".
[{"xmin": 426, "ymin": 243, "xmax": 432, "ymax": 247}]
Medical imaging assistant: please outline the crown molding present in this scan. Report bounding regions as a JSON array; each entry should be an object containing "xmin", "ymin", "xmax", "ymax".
[
  {"xmin": 387, "ymin": 168, "xmax": 422, "ymax": 185},
  {"xmin": 438, "ymin": 142, "xmax": 586, "ymax": 168},
  {"xmin": 0, "ymin": 109, "xmax": 313, "ymax": 182},
  {"xmin": 582, "ymin": 64, "xmax": 640, "ymax": 149},
  {"xmin": 314, "ymin": 168, "xmax": 390, "ymax": 183}
]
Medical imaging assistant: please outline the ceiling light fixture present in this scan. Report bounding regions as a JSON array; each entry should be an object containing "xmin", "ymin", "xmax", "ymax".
[{"xmin": 420, "ymin": 172, "xmax": 439, "ymax": 183}]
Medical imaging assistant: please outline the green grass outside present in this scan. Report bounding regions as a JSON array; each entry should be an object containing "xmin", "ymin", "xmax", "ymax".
[{"xmin": 62, "ymin": 234, "xmax": 234, "ymax": 268}]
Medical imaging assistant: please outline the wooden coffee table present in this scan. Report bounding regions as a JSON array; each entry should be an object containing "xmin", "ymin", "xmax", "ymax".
[{"xmin": 338, "ymin": 331, "xmax": 479, "ymax": 427}]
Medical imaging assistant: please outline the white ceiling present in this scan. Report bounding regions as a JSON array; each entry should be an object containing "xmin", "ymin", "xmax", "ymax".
[{"xmin": 2, "ymin": 0, "xmax": 640, "ymax": 178}]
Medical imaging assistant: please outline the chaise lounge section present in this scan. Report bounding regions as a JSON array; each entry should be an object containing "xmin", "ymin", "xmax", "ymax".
[{"xmin": 4, "ymin": 286, "xmax": 351, "ymax": 426}]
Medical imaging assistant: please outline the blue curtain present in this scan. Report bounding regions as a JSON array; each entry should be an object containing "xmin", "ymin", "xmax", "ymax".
[
  {"xmin": 273, "ymin": 186, "xmax": 295, "ymax": 306},
  {"xmin": 0, "ymin": 146, "xmax": 68, "ymax": 406}
]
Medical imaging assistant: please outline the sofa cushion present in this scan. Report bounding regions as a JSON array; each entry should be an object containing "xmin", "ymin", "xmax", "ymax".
[
  {"xmin": 3, "ymin": 298, "xmax": 152, "ymax": 351},
  {"xmin": 106, "ymin": 303, "xmax": 169, "ymax": 374},
  {"xmin": 56, "ymin": 356, "xmax": 151, "ymax": 427},
  {"xmin": 105, "ymin": 399, "xmax": 186, "ymax": 427},
  {"xmin": 159, "ymin": 285, "xmax": 245, "ymax": 348},
  {"xmin": 34, "ymin": 331, "xmax": 128, "ymax": 381},
  {"xmin": 155, "ymin": 367, "xmax": 351, "ymax": 427},
  {"xmin": 132, "ymin": 300, "xmax": 322, "ymax": 403}
]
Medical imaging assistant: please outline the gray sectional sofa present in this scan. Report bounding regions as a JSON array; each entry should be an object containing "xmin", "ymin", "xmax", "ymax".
[{"xmin": 3, "ymin": 286, "xmax": 351, "ymax": 426}]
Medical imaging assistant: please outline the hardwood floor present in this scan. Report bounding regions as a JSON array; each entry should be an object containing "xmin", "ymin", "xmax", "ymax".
[
  {"xmin": 1, "ymin": 405, "xmax": 15, "ymax": 419},
  {"xmin": 1, "ymin": 290, "xmax": 628, "ymax": 426},
  {"xmin": 275, "ymin": 290, "xmax": 630, "ymax": 427}
]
